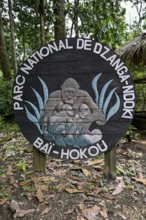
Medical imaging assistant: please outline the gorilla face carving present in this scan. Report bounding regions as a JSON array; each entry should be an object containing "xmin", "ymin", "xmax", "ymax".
[
  {"xmin": 62, "ymin": 87, "xmax": 76, "ymax": 105},
  {"xmin": 61, "ymin": 78, "xmax": 79, "ymax": 105}
]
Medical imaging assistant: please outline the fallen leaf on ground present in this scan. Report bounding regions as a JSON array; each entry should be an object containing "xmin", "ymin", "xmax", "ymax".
[
  {"xmin": 82, "ymin": 205, "xmax": 100, "ymax": 219},
  {"xmin": 76, "ymin": 181, "xmax": 85, "ymax": 190},
  {"xmin": 26, "ymin": 193, "xmax": 33, "ymax": 200},
  {"xmin": 14, "ymin": 208, "xmax": 35, "ymax": 218},
  {"xmin": 118, "ymin": 213, "xmax": 127, "ymax": 219},
  {"xmin": 45, "ymin": 194, "xmax": 57, "ymax": 201},
  {"xmin": 133, "ymin": 177, "xmax": 146, "ymax": 185},
  {"xmin": 65, "ymin": 188, "xmax": 84, "ymax": 193},
  {"xmin": 39, "ymin": 184, "xmax": 48, "ymax": 191},
  {"xmin": 100, "ymin": 207, "xmax": 108, "ymax": 219},
  {"xmin": 36, "ymin": 188, "xmax": 45, "ymax": 202},
  {"xmin": 53, "ymin": 168, "xmax": 68, "ymax": 176},
  {"xmin": 6, "ymin": 166, "xmax": 14, "ymax": 175},
  {"xmin": 77, "ymin": 216, "xmax": 85, "ymax": 220},
  {"xmin": 78, "ymin": 203, "xmax": 84, "ymax": 210},
  {"xmin": 9, "ymin": 199, "xmax": 20, "ymax": 213},
  {"xmin": 0, "ymin": 198, "xmax": 7, "ymax": 206},
  {"xmin": 41, "ymin": 207, "xmax": 51, "ymax": 215},
  {"xmin": 19, "ymin": 179, "xmax": 32, "ymax": 186},
  {"xmin": 64, "ymin": 205, "xmax": 75, "ymax": 214},
  {"xmin": 57, "ymin": 183, "xmax": 66, "ymax": 191},
  {"xmin": 32, "ymin": 176, "xmax": 55, "ymax": 183},
  {"xmin": 112, "ymin": 177, "xmax": 125, "ymax": 195},
  {"xmin": 82, "ymin": 168, "xmax": 91, "ymax": 176},
  {"xmin": 87, "ymin": 159, "xmax": 104, "ymax": 166},
  {"xmin": 100, "ymin": 193, "xmax": 116, "ymax": 200}
]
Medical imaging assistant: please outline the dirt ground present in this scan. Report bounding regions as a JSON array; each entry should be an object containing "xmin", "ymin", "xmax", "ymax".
[{"xmin": 0, "ymin": 128, "xmax": 146, "ymax": 220}]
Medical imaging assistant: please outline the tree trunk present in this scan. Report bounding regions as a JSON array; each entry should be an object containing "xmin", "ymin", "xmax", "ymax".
[
  {"xmin": 8, "ymin": 0, "xmax": 18, "ymax": 75},
  {"xmin": 74, "ymin": 0, "xmax": 79, "ymax": 37},
  {"xmin": 38, "ymin": 0, "xmax": 46, "ymax": 45},
  {"xmin": 0, "ymin": 10, "xmax": 11, "ymax": 80},
  {"xmin": 53, "ymin": 0, "xmax": 65, "ymax": 40}
]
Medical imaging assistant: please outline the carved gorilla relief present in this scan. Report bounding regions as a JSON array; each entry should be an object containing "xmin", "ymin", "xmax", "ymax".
[{"xmin": 41, "ymin": 78, "xmax": 106, "ymax": 148}]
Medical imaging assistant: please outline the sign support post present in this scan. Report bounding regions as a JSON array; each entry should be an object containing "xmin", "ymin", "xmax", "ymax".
[
  {"xmin": 104, "ymin": 147, "xmax": 116, "ymax": 179},
  {"xmin": 33, "ymin": 148, "xmax": 46, "ymax": 173}
]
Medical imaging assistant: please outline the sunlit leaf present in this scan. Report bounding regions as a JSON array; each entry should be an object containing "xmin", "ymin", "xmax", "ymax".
[
  {"xmin": 87, "ymin": 159, "xmax": 104, "ymax": 166},
  {"xmin": 82, "ymin": 168, "xmax": 91, "ymax": 176},
  {"xmin": 35, "ymin": 188, "xmax": 45, "ymax": 203},
  {"xmin": 65, "ymin": 188, "xmax": 84, "ymax": 193},
  {"xmin": 0, "ymin": 198, "xmax": 7, "ymax": 206},
  {"xmin": 134, "ymin": 177, "xmax": 146, "ymax": 185},
  {"xmin": 14, "ymin": 209, "xmax": 35, "ymax": 218}
]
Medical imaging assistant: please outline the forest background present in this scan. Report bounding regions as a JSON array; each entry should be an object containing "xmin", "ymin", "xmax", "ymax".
[{"xmin": 0, "ymin": 0, "xmax": 146, "ymax": 126}]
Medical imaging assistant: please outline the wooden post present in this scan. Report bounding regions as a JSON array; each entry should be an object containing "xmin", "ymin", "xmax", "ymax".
[
  {"xmin": 33, "ymin": 148, "xmax": 46, "ymax": 173},
  {"xmin": 104, "ymin": 146, "xmax": 116, "ymax": 179}
]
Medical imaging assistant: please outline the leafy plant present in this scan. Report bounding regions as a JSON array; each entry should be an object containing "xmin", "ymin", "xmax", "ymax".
[
  {"xmin": 125, "ymin": 125, "xmax": 140, "ymax": 142},
  {"xmin": 16, "ymin": 161, "xmax": 27, "ymax": 173},
  {"xmin": 0, "ymin": 116, "xmax": 20, "ymax": 132},
  {"xmin": 0, "ymin": 76, "xmax": 13, "ymax": 118}
]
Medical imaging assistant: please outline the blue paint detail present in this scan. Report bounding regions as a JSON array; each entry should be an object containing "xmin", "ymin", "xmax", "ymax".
[
  {"xmin": 103, "ymin": 88, "xmax": 117, "ymax": 117},
  {"xmin": 92, "ymin": 73, "xmax": 121, "ymax": 122},
  {"xmin": 106, "ymin": 92, "xmax": 120, "ymax": 121},
  {"xmin": 25, "ymin": 101, "xmax": 40, "ymax": 120},
  {"xmin": 25, "ymin": 77, "xmax": 49, "ymax": 134},
  {"xmin": 99, "ymin": 79, "xmax": 113, "ymax": 110},
  {"xmin": 31, "ymin": 88, "xmax": 44, "ymax": 112},
  {"xmin": 46, "ymin": 121, "xmax": 93, "ymax": 148},
  {"xmin": 25, "ymin": 106, "xmax": 42, "ymax": 134},
  {"xmin": 38, "ymin": 77, "xmax": 49, "ymax": 105},
  {"xmin": 92, "ymin": 73, "xmax": 102, "ymax": 105}
]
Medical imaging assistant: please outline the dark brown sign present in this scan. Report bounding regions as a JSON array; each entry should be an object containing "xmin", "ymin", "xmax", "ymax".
[{"xmin": 13, "ymin": 38, "xmax": 135, "ymax": 159}]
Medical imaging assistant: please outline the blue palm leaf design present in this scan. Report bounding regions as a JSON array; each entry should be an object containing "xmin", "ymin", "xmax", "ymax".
[
  {"xmin": 106, "ymin": 92, "xmax": 120, "ymax": 121},
  {"xmin": 99, "ymin": 79, "xmax": 113, "ymax": 109},
  {"xmin": 103, "ymin": 88, "xmax": 117, "ymax": 117},
  {"xmin": 92, "ymin": 73, "xmax": 121, "ymax": 122},
  {"xmin": 25, "ymin": 101, "xmax": 40, "ymax": 120},
  {"xmin": 31, "ymin": 88, "xmax": 44, "ymax": 112},
  {"xmin": 38, "ymin": 77, "xmax": 49, "ymax": 105},
  {"xmin": 25, "ymin": 106, "xmax": 42, "ymax": 133},
  {"xmin": 92, "ymin": 73, "xmax": 102, "ymax": 105}
]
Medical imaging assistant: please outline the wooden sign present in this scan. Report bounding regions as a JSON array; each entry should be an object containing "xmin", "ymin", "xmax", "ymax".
[{"xmin": 13, "ymin": 38, "xmax": 135, "ymax": 160}]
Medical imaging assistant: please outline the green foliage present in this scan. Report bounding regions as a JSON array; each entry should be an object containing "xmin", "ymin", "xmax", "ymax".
[
  {"xmin": 135, "ymin": 84, "xmax": 146, "ymax": 111},
  {"xmin": 0, "ymin": 75, "xmax": 13, "ymax": 118},
  {"xmin": 1, "ymin": 0, "xmax": 146, "ymax": 116},
  {"xmin": 16, "ymin": 161, "xmax": 27, "ymax": 173},
  {"xmin": 67, "ymin": 0, "xmax": 127, "ymax": 49},
  {"xmin": 125, "ymin": 125, "xmax": 140, "ymax": 141},
  {"xmin": 0, "ymin": 117, "xmax": 20, "ymax": 132}
]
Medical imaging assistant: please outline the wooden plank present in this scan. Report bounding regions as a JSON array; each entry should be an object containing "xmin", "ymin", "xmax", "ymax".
[
  {"xmin": 104, "ymin": 147, "xmax": 116, "ymax": 179},
  {"xmin": 33, "ymin": 147, "xmax": 46, "ymax": 173}
]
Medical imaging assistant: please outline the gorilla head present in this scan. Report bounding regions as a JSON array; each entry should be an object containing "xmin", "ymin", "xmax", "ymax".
[{"xmin": 61, "ymin": 78, "xmax": 80, "ymax": 105}]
